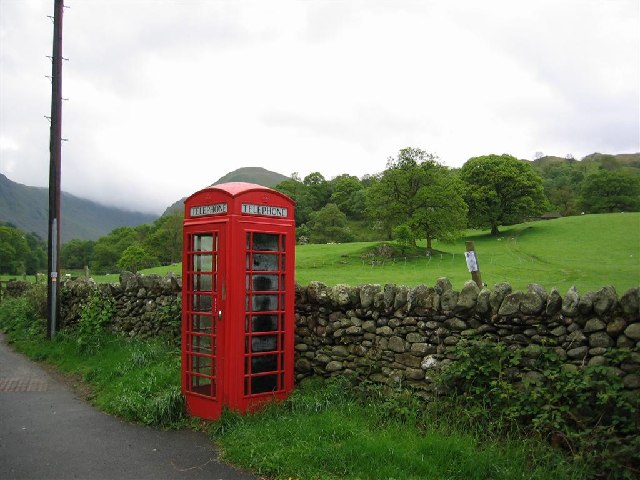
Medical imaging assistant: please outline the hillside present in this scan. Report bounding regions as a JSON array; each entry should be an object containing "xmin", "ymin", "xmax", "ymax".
[
  {"xmin": 0, "ymin": 174, "xmax": 156, "ymax": 243},
  {"xmin": 162, "ymin": 166, "xmax": 289, "ymax": 215}
]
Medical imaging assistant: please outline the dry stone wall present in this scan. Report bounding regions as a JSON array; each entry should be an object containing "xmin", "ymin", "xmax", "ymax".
[
  {"xmin": 14, "ymin": 273, "xmax": 637, "ymax": 392},
  {"xmin": 293, "ymin": 279, "xmax": 640, "ymax": 392}
]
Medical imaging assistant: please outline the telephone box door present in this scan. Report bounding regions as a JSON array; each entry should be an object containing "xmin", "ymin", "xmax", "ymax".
[{"xmin": 182, "ymin": 224, "xmax": 226, "ymax": 420}]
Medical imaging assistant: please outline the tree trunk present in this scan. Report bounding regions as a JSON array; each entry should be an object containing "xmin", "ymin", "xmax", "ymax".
[
  {"xmin": 426, "ymin": 236, "xmax": 433, "ymax": 256},
  {"xmin": 491, "ymin": 224, "xmax": 500, "ymax": 236}
]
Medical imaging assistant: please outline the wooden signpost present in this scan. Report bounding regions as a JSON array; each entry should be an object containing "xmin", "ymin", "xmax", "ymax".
[{"xmin": 464, "ymin": 241, "xmax": 483, "ymax": 288}]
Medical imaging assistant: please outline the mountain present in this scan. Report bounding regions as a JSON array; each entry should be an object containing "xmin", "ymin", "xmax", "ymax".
[
  {"xmin": 0, "ymin": 174, "xmax": 157, "ymax": 243},
  {"xmin": 162, "ymin": 166, "xmax": 289, "ymax": 215}
]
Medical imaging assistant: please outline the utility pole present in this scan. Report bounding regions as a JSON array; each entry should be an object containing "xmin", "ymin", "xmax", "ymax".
[{"xmin": 47, "ymin": 0, "xmax": 64, "ymax": 339}]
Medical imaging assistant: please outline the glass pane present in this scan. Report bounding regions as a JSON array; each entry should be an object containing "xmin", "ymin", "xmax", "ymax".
[
  {"xmin": 252, "ymin": 374, "xmax": 278, "ymax": 394},
  {"xmin": 253, "ymin": 233, "xmax": 279, "ymax": 251},
  {"xmin": 252, "ymin": 335, "xmax": 277, "ymax": 352},
  {"xmin": 191, "ymin": 335, "xmax": 212, "ymax": 354},
  {"xmin": 252, "ymin": 254, "xmax": 278, "ymax": 271},
  {"xmin": 193, "ymin": 274, "xmax": 212, "ymax": 292},
  {"xmin": 252, "ymin": 354, "xmax": 278, "ymax": 373},
  {"xmin": 193, "ymin": 294, "xmax": 212, "ymax": 312},
  {"xmin": 191, "ymin": 355, "xmax": 212, "ymax": 374},
  {"xmin": 252, "ymin": 274, "xmax": 279, "ymax": 291},
  {"xmin": 194, "ymin": 234, "xmax": 213, "ymax": 252},
  {"xmin": 252, "ymin": 294, "xmax": 278, "ymax": 312},
  {"xmin": 193, "ymin": 254, "xmax": 213, "ymax": 272},
  {"xmin": 251, "ymin": 315, "xmax": 278, "ymax": 332},
  {"xmin": 191, "ymin": 314, "xmax": 212, "ymax": 333}
]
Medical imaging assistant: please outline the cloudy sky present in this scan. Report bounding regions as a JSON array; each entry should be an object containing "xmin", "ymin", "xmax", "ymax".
[{"xmin": 1, "ymin": 0, "xmax": 638, "ymax": 215}]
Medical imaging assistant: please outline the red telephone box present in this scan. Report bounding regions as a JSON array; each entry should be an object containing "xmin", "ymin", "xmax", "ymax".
[{"xmin": 181, "ymin": 182, "xmax": 296, "ymax": 420}]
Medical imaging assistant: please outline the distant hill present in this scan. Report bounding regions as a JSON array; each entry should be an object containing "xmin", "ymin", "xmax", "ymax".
[
  {"xmin": 531, "ymin": 153, "xmax": 640, "ymax": 171},
  {"xmin": 163, "ymin": 166, "xmax": 289, "ymax": 215},
  {"xmin": 0, "ymin": 174, "xmax": 157, "ymax": 243}
]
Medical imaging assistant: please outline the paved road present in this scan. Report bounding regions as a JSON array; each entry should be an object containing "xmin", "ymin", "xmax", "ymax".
[{"xmin": 0, "ymin": 333, "xmax": 256, "ymax": 480}]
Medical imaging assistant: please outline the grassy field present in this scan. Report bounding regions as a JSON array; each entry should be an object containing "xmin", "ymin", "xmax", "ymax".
[
  {"xmin": 294, "ymin": 213, "xmax": 640, "ymax": 292},
  {"xmin": 3, "ymin": 213, "xmax": 638, "ymax": 293}
]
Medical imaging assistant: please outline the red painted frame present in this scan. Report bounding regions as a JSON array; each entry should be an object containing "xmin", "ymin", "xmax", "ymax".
[{"xmin": 182, "ymin": 182, "xmax": 295, "ymax": 420}]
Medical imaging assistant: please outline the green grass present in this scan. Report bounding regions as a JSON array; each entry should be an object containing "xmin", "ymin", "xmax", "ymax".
[
  {"xmin": 6, "ymin": 213, "xmax": 637, "ymax": 293},
  {"xmin": 212, "ymin": 378, "xmax": 589, "ymax": 480},
  {"xmin": 294, "ymin": 213, "xmax": 640, "ymax": 292},
  {"xmin": 76, "ymin": 212, "xmax": 638, "ymax": 292}
]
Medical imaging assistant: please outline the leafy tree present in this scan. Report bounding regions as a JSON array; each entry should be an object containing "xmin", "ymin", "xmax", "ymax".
[
  {"xmin": 303, "ymin": 172, "xmax": 333, "ymax": 212},
  {"xmin": 392, "ymin": 224, "xmax": 415, "ymax": 254},
  {"xmin": 307, "ymin": 204, "xmax": 353, "ymax": 243},
  {"xmin": 329, "ymin": 174, "xmax": 365, "ymax": 220},
  {"xmin": 145, "ymin": 212, "xmax": 183, "ymax": 264},
  {"xmin": 459, "ymin": 154, "xmax": 548, "ymax": 235},
  {"xmin": 409, "ymin": 171, "xmax": 468, "ymax": 254},
  {"xmin": 61, "ymin": 239, "xmax": 95, "ymax": 269},
  {"xmin": 274, "ymin": 176, "xmax": 310, "ymax": 225},
  {"xmin": 91, "ymin": 226, "xmax": 141, "ymax": 272},
  {"xmin": 366, "ymin": 148, "xmax": 466, "ymax": 253},
  {"xmin": 580, "ymin": 170, "xmax": 640, "ymax": 213},
  {"xmin": 0, "ymin": 226, "xmax": 29, "ymax": 274},
  {"xmin": 117, "ymin": 243, "xmax": 158, "ymax": 273},
  {"xmin": 23, "ymin": 232, "xmax": 47, "ymax": 275},
  {"xmin": 366, "ymin": 148, "xmax": 439, "ymax": 239}
]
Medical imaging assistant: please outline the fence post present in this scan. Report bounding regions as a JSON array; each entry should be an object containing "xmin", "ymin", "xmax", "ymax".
[{"xmin": 465, "ymin": 241, "xmax": 483, "ymax": 288}]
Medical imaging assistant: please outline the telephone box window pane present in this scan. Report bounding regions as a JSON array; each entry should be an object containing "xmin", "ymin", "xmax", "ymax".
[
  {"xmin": 251, "ymin": 315, "xmax": 278, "ymax": 332},
  {"xmin": 192, "ymin": 335, "xmax": 212, "ymax": 354},
  {"xmin": 191, "ymin": 355, "xmax": 212, "ymax": 375},
  {"xmin": 252, "ymin": 374, "xmax": 277, "ymax": 394},
  {"xmin": 191, "ymin": 314, "xmax": 211, "ymax": 333},
  {"xmin": 252, "ymin": 274, "xmax": 278, "ymax": 291},
  {"xmin": 252, "ymin": 354, "xmax": 278, "ymax": 373},
  {"xmin": 194, "ymin": 234, "xmax": 213, "ymax": 252},
  {"xmin": 193, "ymin": 274, "xmax": 212, "ymax": 292},
  {"xmin": 190, "ymin": 375, "xmax": 211, "ymax": 393},
  {"xmin": 252, "ymin": 254, "xmax": 278, "ymax": 271},
  {"xmin": 252, "ymin": 335, "xmax": 277, "ymax": 352},
  {"xmin": 252, "ymin": 233, "xmax": 279, "ymax": 251},
  {"xmin": 193, "ymin": 295, "xmax": 212, "ymax": 312},
  {"xmin": 252, "ymin": 294, "xmax": 278, "ymax": 312},
  {"xmin": 193, "ymin": 254, "xmax": 213, "ymax": 272}
]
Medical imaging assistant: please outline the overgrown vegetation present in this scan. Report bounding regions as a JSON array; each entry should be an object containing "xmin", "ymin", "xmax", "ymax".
[
  {"xmin": 1, "ymin": 285, "xmax": 638, "ymax": 479},
  {"xmin": 211, "ymin": 376, "xmax": 592, "ymax": 480}
]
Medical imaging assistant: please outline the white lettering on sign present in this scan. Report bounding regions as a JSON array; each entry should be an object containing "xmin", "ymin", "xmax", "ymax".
[
  {"xmin": 190, "ymin": 203, "xmax": 228, "ymax": 217},
  {"xmin": 241, "ymin": 203, "xmax": 288, "ymax": 218}
]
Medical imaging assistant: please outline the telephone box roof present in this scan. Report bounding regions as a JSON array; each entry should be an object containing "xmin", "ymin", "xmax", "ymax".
[{"xmin": 188, "ymin": 182, "xmax": 277, "ymax": 199}]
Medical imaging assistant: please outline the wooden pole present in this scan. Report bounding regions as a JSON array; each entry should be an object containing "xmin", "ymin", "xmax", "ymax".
[
  {"xmin": 47, "ymin": 0, "xmax": 64, "ymax": 339},
  {"xmin": 465, "ymin": 241, "xmax": 483, "ymax": 288}
]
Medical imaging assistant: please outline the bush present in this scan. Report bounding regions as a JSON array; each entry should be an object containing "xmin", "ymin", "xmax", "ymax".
[{"xmin": 435, "ymin": 339, "xmax": 640, "ymax": 479}]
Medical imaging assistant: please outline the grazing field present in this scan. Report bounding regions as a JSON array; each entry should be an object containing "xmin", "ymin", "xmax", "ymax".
[
  {"xmin": 295, "ymin": 213, "xmax": 640, "ymax": 292},
  {"xmin": 3, "ymin": 213, "xmax": 637, "ymax": 294}
]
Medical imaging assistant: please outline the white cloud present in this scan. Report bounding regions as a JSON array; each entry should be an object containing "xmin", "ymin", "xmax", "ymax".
[{"xmin": 1, "ymin": 0, "xmax": 638, "ymax": 214}]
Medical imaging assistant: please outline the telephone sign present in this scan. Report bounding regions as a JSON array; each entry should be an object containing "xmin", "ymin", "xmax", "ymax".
[{"xmin": 182, "ymin": 182, "xmax": 296, "ymax": 420}]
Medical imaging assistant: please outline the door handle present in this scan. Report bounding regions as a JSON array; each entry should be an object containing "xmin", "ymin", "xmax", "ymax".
[{"xmin": 218, "ymin": 310, "xmax": 223, "ymax": 321}]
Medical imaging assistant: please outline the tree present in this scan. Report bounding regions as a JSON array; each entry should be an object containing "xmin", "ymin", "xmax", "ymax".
[
  {"xmin": 365, "ymin": 148, "xmax": 467, "ymax": 253},
  {"xmin": 0, "ymin": 226, "xmax": 29, "ymax": 274},
  {"xmin": 580, "ymin": 171, "xmax": 640, "ymax": 213},
  {"xmin": 145, "ymin": 212, "xmax": 183, "ymax": 264},
  {"xmin": 91, "ymin": 226, "xmax": 141, "ymax": 272},
  {"xmin": 307, "ymin": 204, "xmax": 353, "ymax": 243},
  {"xmin": 459, "ymin": 154, "xmax": 548, "ymax": 235},
  {"xmin": 329, "ymin": 174, "xmax": 364, "ymax": 219},
  {"xmin": 366, "ymin": 148, "xmax": 440, "ymax": 239},
  {"xmin": 409, "ymin": 172, "xmax": 468, "ymax": 254},
  {"xmin": 274, "ymin": 177, "xmax": 310, "ymax": 225},
  {"xmin": 61, "ymin": 239, "xmax": 95, "ymax": 269},
  {"xmin": 117, "ymin": 243, "xmax": 158, "ymax": 273}
]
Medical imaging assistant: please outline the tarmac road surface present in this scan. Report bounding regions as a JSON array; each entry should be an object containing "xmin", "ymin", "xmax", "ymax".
[{"xmin": 0, "ymin": 333, "xmax": 257, "ymax": 480}]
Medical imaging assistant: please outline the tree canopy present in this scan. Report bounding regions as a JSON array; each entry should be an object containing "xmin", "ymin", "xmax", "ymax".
[{"xmin": 459, "ymin": 154, "xmax": 548, "ymax": 235}]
